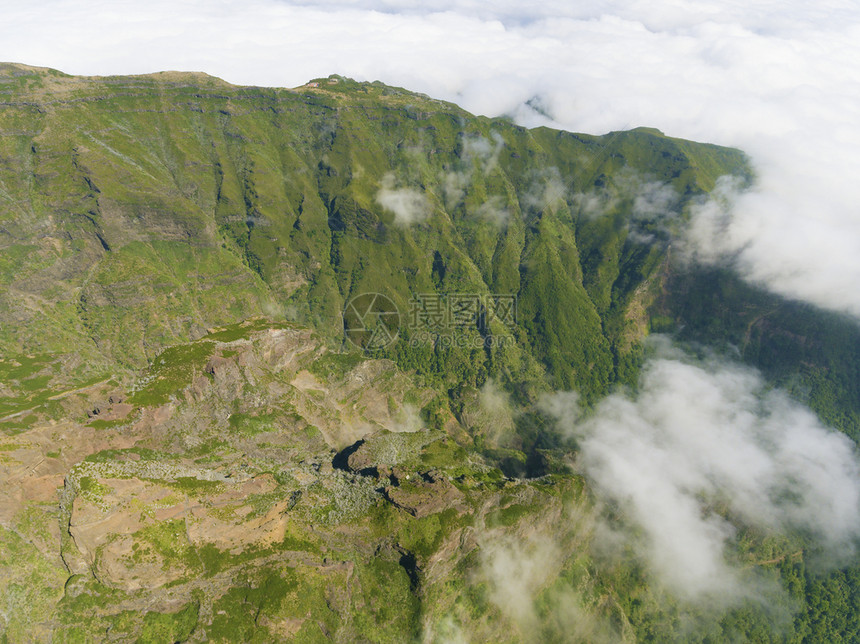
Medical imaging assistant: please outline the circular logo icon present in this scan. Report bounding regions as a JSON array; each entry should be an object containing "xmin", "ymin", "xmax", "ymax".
[{"xmin": 343, "ymin": 292, "xmax": 400, "ymax": 350}]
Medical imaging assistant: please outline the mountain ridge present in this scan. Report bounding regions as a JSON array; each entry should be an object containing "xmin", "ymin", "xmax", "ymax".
[{"xmin": 0, "ymin": 63, "xmax": 747, "ymax": 390}]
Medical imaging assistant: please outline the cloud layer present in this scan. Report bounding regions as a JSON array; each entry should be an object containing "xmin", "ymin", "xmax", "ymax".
[
  {"xmin": 3, "ymin": 1, "xmax": 860, "ymax": 315},
  {"xmin": 543, "ymin": 339, "xmax": 860, "ymax": 600},
  {"xmin": 375, "ymin": 173, "xmax": 430, "ymax": 226}
]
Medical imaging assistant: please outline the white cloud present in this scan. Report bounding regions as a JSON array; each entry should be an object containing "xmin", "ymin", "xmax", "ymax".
[
  {"xmin": 682, "ymin": 174, "xmax": 748, "ymax": 265},
  {"xmin": 462, "ymin": 131, "xmax": 505, "ymax": 174},
  {"xmin": 389, "ymin": 402, "xmax": 423, "ymax": 433},
  {"xmin": 543, "ymin": 339, "xmax": 860, "ymax": 600},
  {"xmin": 441, "ymin": 132, "xmax": 512, "ymax": 224},
  {"xmin": 3, "ymin": 1, "xmax": 860, "ymax": 314},
  {"xmin": 573, "ymin": 168, "xmax": 681, "ymax": 241},
  {"xmin": 375, "ymin": 172, "xmax": 430, "ymax": 225},
  {"xmin": 521, "ymin": 167, "xmax": 567, "ymax": 214},
  {"xmin": 473, "ymin": 196, "xmax": 510, "ymax": 227},
  {"xmin": 476, "ymin": 377, "xmax": 515, "ymax": 443},
  {"xmin": 476, "ymin": 511, "xmax": 622, "ymax": 643},
  {"xmin": 480, "ymin": 533, "xmax": 561, "ymax": 632}
]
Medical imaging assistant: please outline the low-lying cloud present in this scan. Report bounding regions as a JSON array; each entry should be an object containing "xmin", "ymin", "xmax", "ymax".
[
  {"xmin": 476, "ymin": 520, "xmax": 621, "ymax": 644},
  {"xmin": 543, "ymin": 339, "xmax": 860, "ymax": 600},
  {"xmin": 521, "ymin": 166, "xmax": 567, "ymax": 214},
  {"xmin": 472, "ymin": 195, "xmax": 510, "ymax": 227},
  {"xmin": 683, "ymin": 171, "xmax": 860, "ymax": 317},
  {"xmin": 573, "ymin": 168, "xmax": 681, "ymax": 241},
  {"xmin": 476, "ymin": 377, "xmax": 515, "ymax": 444},
  {"xmin": 481, "ymin": 533, "xmax": 561, "ymax": 632},
  {"xmin": 681, "ymin": 174, "xmax": 747, "ymax": 265},
  {"xmin": 441, "ymin": 132, "xmax": 511, "ymax": 226},
  {"xmin": 375, "ymin": 173, "xmax": 430, "ymax": 226},
  {"xmin": 389, "ymin": 402, "xmax": 423, "ymax": 433},
  {"xmin": 462, "ymin": 130, "xmax": 505, "ymax": 174}
]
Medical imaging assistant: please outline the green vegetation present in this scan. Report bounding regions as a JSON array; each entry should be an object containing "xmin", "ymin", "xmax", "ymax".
[
  {"xmin": 167, "ymin": 476, "xmax": 225, "ymax": 496},
  {"xmin": 133, "ymin": 519, "xmax": 200, "ymax": 573},
  {"xmin": 128, "ymin": 341, "xmax": 216, "ymax": 407},
  {"xmin": 308, "ymin": 351, "xmax": 365, "ymax": 380},
  {"xmin": 0, "ymin": 527, "xmax": 67, "ymax": 641},
  {"xmin": 138, "ymin": 602, "xmax": 200, "ymax": 643},
  {"xmin": 0, "ymin": 64, "xmax": 748, "ymax": 410}
]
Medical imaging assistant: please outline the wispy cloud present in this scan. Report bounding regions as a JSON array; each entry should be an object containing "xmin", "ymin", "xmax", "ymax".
[
  {"xmin": 476, "ymin": 519, "xmax": 621, "ymax": 643},
  {"xmin": 375, "ymin": 172, "xmax": 430, "ymax": 226},
  {"xmin": 521, "ymin": 166, "xmax": 567, "ymax": 214},
  {"xmin": 573, "ymin": 168, "xmax": 681, "ymax": 241},
  {"xmin": 543, "ymin": 338, "xmax": 860, "ymax": 601}
]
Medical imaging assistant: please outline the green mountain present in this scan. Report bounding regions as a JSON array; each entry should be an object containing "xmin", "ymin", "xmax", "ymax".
[{"xmin": 1, "ymin": 63, "xmax": 859, "ymax": 642}]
